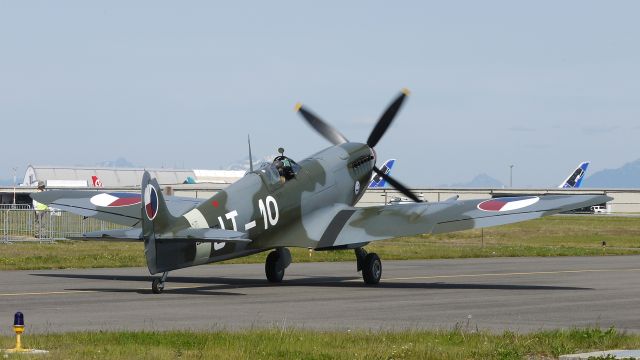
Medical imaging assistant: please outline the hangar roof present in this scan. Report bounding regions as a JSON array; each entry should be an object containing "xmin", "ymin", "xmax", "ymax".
[{"xmin": 22, "ymin": 165, "xmax": 244, "ymax": 188}]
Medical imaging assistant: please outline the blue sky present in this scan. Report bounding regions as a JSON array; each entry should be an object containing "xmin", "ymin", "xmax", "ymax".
[{"xmin": 1, "ymin": 1, "xmax": 638, "ymax": 187}]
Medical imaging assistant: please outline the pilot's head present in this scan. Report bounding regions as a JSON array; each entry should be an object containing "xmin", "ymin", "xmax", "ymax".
[{"xmin": 274, "ymin": 160, "xmax": 284, "ymax": 175}]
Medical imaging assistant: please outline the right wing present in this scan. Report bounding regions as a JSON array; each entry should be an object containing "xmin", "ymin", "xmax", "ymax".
[
  {"xmin": 313, "ymin": 194, "xmax": 611, "ymax": 249},
  {"xmin": 30, "ymin": 190, "xmax": 205, "ymax": 227}
]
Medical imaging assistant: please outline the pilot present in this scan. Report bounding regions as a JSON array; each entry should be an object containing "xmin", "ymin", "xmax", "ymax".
[
  {"xmin": 274, "ymin": 159, "xmax": 286, "ymax": 184},
  {"xmin": 275, "ymin": 157, "xmax": 297, "ymax": 183}
]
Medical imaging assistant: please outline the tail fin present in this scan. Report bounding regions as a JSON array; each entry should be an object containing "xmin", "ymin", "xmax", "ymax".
[
  {"xmin": 558, "ymin": 161, "xmax": 590, "ymax": 188},
  {"xmin": 369, "ymin": 159, "xmax": 396, "ymax": 188},
  {"xmin": 91, "ymin": 175, "xmax": 103, "ymax": 187},
  {"xmin": 142, "ymin": 171, "xmax": 180, "ymax": 273}
]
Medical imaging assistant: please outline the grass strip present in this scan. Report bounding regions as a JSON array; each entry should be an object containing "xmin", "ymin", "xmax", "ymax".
[
  {"xmin": 1, "ymin": 327, "xmax": 637, "ymax": 359},
  {"xmin": 1, "ymin": 216, "xmax": 639, "ymax": 271}
]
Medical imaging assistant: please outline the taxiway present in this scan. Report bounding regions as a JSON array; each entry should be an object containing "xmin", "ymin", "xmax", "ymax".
[{"xmin": 1, "ymin": 256, "xmax": 639, "ymax": 334}]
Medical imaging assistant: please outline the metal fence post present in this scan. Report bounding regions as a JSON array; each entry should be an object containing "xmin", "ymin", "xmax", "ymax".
[{"xmin": 2, "ymin": 210, "xmax": 7, "ymax": 244}]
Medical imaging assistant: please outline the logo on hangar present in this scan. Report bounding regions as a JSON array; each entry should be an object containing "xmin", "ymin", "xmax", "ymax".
[{"xmin": 477, "ymin": 196, "xmax": 540, "ymax": 212}]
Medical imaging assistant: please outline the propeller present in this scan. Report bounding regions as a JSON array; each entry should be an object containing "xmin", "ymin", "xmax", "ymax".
[
  {"xmin": 296, "ymin": 89, "xmax": 422, "ymax": 202},
  {"xmin": 367, "ymin": 88, "xmax": 410, "ymax": 148},
  {"xmin": 294, "ymin": 103, "xmax": 348, "ymax": 145},
  {"xmin": 372, "ymin": 166, "xmax": 421, "ymax": 202}
]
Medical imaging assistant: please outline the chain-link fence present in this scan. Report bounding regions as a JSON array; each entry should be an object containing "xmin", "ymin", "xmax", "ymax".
[{"xmin": 1, "ymin": 208, "xmax": 126, "ymax": 243}]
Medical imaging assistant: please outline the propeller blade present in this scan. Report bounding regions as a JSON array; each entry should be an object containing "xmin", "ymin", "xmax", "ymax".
[
  {"xmin": 373, "ymin": 166, "xmax": 422, "ymax": 203},
  {"xmin": 295, "ymin": 103, "xmax": 348, "ymax": 145},
  {"xmin": 367, "ymin": 89, "xmax": 410, "ymax": 148}
]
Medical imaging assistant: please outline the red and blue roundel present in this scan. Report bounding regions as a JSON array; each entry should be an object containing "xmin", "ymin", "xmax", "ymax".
[
  {"xmin": 90, "ymin": 192, "xmax": 141, "ymax": 207},
  {"xmin": 477, "ymin": 196, "xmax": 539, "ymax": 212},
  {"xmin": 144, "ymin": 185, "xmax": 159, "ymax": 220}
]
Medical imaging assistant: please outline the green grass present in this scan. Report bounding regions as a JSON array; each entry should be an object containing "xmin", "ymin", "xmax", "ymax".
[
  {"xmin": 0, "ymin": 327, "xmax": 637, "ymax": 359},
  {"xmin": 2, "ymin": 215, "xmax": 640, "ymax": 271}
]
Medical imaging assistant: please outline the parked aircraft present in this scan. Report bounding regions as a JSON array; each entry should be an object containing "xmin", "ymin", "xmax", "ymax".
[
  {"xmin": 91, "ymin": 176, "xmax": 103, "ymax": 188},
  {"xmin": 32, "ymin": 90, "xmax": 610, "ymax": 293},
  {"xmin": 368, "ymin": 159, "xmax": 395, "ymax": 188},
  {"xmin": 559, "ymin": 161, "xmax": 589, "ymax": 188}
]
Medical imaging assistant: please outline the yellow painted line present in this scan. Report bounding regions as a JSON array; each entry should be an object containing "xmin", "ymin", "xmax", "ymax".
[
  {"xmin": 0, "ymin": 290, "xmax": 97, "ymax": 297},
  {"xmin": 382, "ymin": 268, "xmax": 640, "ymax": 281}
]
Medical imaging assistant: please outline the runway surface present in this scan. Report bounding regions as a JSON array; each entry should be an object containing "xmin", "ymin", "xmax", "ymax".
[{"xmin": 2, "ymin": 256, "xmax": 640, "ymax": 334}]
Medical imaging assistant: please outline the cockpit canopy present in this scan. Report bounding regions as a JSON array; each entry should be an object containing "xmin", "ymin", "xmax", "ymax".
[{"xmin": 255, "ymin": 156, "xmax": 301, "ymax": 186}]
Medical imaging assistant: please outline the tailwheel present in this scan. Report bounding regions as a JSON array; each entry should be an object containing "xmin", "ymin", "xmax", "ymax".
[
  {"xmin": 362, "ymin": 253, "xmax": 382, "ymax": 285},
  {"xmin": 151, "ymin": 272, "xmax": 168, "ymax": 294},
  {"xmin": 265, "ymin": 248, "xmax": 291, "ymax": 283}
]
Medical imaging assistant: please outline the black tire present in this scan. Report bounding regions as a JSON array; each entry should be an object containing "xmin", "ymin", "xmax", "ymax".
[
  {"xmin": 265, "ymin": 251, "xmax": 285, "ymax": 283},
  {"xmin": 151, "ymin": 278, "xmax": 164, "ymax": 294},
  {"xmin": 362, "ymin": 253, "xmax": 382, "ymax": 285}
]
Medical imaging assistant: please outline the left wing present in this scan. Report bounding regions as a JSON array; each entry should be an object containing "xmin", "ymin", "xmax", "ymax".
[
  {"xmin": 313, "ymin": 194, "xmax": 611, "ymax": 249},
  {"xmin": 31, "ymin": 190, "xmax": 204, "ymax": 227}
]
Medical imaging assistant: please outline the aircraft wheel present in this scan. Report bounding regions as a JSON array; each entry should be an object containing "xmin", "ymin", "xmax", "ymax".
[
  {"xmin": 151, "ymin": 278, "xmax": 165, "ymax": 294},
  {"xmin": 265, "ymin": 250, "xmax": 285, "ymax": 283},
  {"xmin": 362, "ymin": 253, "xmax": 382, "ymax": 285}
]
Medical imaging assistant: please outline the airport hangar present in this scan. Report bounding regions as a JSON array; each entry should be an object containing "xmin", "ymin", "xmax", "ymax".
[{"xmin": 1, "ymin": 165, "xmax": 638, "ymax": 213}]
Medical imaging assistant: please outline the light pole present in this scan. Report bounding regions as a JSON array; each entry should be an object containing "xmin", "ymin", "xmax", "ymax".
[{"xmin": 509, "ymin": 164, "xmax": 514, "ymax": 188}]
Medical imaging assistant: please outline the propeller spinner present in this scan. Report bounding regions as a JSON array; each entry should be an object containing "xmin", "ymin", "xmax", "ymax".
[{"xmin": 296, "ymin": 89, "xmax": 422, "ymax": 202}]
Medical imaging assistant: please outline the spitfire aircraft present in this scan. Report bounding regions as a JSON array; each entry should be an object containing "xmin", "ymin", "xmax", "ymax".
[{"xmin": 31, "ymin": 90, "xmax": 611, "ymax": 293}]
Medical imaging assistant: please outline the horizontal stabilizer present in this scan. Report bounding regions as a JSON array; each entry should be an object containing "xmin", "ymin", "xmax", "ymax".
[
  {"xmin": 79, "ymin": 228, "xmax": 143, "ymax": 241},
  {"xmin": 159, "ymin": 228, "xmax": 251, "ymax": 242},
  {"xmin": 79, "ymin": 227, "xmax": 251, "ymax": 243}
]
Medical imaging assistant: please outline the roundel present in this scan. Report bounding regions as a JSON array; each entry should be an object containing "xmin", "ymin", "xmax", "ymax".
[
  {"xmin": 90, "ymin": 192, "xmax": 141, "ymax": 207},
  {"xmin": 477, "ymin": 196, "xmax": 539, "ymax": 212},
  {"xmin": 144, "ymin": 184, "xmax": 159, "ymax": 220}
]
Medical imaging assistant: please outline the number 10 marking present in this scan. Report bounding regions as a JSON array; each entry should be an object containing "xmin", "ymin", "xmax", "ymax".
[{"xmin": 258, "ymin": 195, "xmax": 279, "ymax": 229}]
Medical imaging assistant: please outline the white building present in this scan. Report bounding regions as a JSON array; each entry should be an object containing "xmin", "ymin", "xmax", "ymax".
[{"xmin": 22, "ymin": 165, "xmax": 245, "ymax": 188}]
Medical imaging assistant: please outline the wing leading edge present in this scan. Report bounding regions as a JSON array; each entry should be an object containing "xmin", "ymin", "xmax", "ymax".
[{"xmin": 313, "ymin": 194, "xmax": 611, "ymax": 250}]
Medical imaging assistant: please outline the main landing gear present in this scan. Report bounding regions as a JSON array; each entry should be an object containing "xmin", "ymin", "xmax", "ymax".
[
  {"xmin": 355, "ymin": 248, "xmax": 381, "ymax": 285},
  {"xmin": 151, "ymin": 271, "xmax": 169, "ymax": 294},
  {"xmin": 265, "ymin": 247, "xmax": 292, "ymax": 283}
]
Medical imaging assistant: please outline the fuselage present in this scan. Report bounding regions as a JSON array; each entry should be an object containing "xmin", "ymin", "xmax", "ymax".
[{"xmin": 156, "ymin": 142, "xmax": 375, "ymax": 270}]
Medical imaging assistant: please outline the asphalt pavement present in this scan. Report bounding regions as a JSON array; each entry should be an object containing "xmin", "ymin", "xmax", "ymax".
[{"xmin": 1, "ymin": 256, "xmax": 640, "ymax": 334}]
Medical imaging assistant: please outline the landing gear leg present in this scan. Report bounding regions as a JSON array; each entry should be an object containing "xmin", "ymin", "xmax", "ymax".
[
  {"xmin": 355, "ymin": 248, "xmax": 381, "ymax": 285},
  {"xmin": 355, "ymin": 247, "xmax": 368, "ymax": 272},
  {"xmin": 265, "ymin": 248, "xmax": 291, "ymax": 283},
  {"xmin": 152, "ymin": 271, "xmax": 168, "ymax": 294}
]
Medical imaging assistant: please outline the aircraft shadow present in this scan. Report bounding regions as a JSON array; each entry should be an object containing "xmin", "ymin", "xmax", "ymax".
[{"xmin": 33, "ymin": 273, "xmax": 591, "ymax": 294}]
